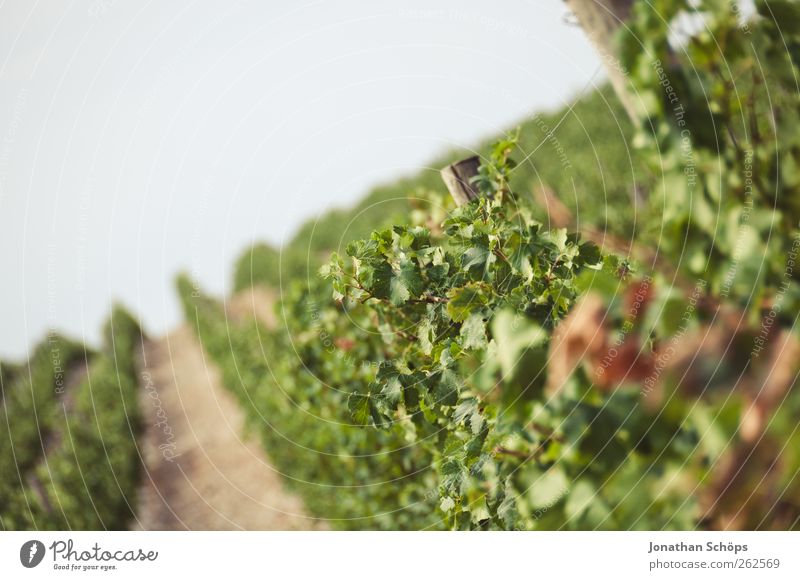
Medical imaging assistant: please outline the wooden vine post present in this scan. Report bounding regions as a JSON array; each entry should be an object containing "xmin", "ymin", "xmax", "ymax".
[
  {"xmin": 564, "ymin": 0, "xmax": 636, "ymax": 122},
  {"xmin": 440, "ymin": 156, "xmax": 482, "ymax": 206}
]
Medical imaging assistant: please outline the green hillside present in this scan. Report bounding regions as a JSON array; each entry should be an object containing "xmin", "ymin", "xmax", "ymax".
[{"xmin": 234, "ymin": 84, "xmax": 650, "ymax": 291}]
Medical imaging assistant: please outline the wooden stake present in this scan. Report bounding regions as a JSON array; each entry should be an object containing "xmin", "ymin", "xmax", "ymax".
[
  {"xmin": 564, "ymin": 0, "xmax": 637, "ymax": 122},
  {"xmin": 440, "ymin": 156, "xmax": 482, "ymax": 206}
]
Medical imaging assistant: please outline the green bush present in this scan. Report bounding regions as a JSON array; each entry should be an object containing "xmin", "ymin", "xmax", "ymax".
[
  {"xmin": 1, "ymin": 306, "xmax": 144, "ymax": 530},
  {"xmin": 0, "ymin": 334, "xmax": 88, "ymax": 529},
  {"xmin": 178, "ymin": 274, "xmax": 440, "ymax": 529}
]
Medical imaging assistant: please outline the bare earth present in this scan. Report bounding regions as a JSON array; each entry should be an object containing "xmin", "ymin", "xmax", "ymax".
[{"xmin": 133, "ymin": 325, "xmax": 325, "ymax": 530}]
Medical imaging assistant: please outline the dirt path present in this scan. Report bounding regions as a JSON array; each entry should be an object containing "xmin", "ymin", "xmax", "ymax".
[{"xmin": 133, "ymin": 326, "xmax": 324, "ymax": 530}]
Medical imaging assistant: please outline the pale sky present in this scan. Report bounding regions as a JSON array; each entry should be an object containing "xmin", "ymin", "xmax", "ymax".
[{"xmin": 0, "ymin": 0, "xmax": 602, "ymax": 359}]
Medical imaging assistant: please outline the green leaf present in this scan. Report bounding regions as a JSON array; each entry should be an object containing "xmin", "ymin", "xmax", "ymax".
[
  {"xmin": 346, "ymin": 238, "xmax": 379, "ymax": 261},
  {"xmin": 389, "ymin": 258, "xmax": 423, "ymax": 306},
  {"xmin": 528, "ymin": 467, "xmax": 568, "ymax": 509},
  {"xmin": 496, "ymin": 478, "xmax": 519, "ymax": 529},
  {"xmin": 454, "ymin": 399, "xmax": 485, "ymax": 435},
  {"xmin": 417, "ymin": 318, "xmax": 436, "ymax": 356},
  {"xmin": 462, "ymin": 244, "xmax": 491, "ymax": 273},
  {"xmin": 440, "ymin": 496, "xmax": 456, "ymax": 512},
  {"xmin": 347, "ymin": 393, "xmax": 370, "ymax": 426},
  {"xmin": 547, "ymin": 228, "xmax": 568, "ymax": 252},
  {"xmin": 446, "ymin": 284, "xmax": 489, "ymax": 322},
  {"xmin": 367, "ymin": 261, "xmax": 393, "ymax": 299},
  {"xmin": 564, "ymin": 480, "xmax": 596, "ymax": 521},
  {"xmin": 369, "ymin": 398, "xmax": 392, "ymax": 430},
  {"xmin": 490, "ymin": 310, "xmax": 546, "ymax": 377},
  {"xmin": 433, "ymin": 368, "xmax": 460, "ymax": 406},
  {"xmin": 465, "ymin": 428, "xmax": 486, "ymax": 458},
  {"xmin": 394, "ymin": 225, "xmax": 431, "ymax": 250},
  {"xmin": 459, "ymin": 313, "xmax": 487, "ymax": 350},
  {"xmin": 378, "ymin": 374, "xmax": 402, "ymax": 407},
  {"xmin": 400, "ymin": 373, "xmax": 422, "ymax": 413},
  {"xmin": 577, "ymin": 241, "xmax": 602, "ymax": 267},
  {"xmin": 441, "ymin": 457, "xmax": 467, "ymax": 495}
]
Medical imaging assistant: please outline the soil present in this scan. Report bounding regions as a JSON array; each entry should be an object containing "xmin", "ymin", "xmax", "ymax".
[{"xmin": 133, "ymin": 325, "xmax": 325, "ymax": 530}]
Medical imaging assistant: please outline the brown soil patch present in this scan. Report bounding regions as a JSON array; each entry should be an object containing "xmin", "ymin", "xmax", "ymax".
[{"xmin": 133, "ymin": 326, "xmax": 325, "ymax": 530}]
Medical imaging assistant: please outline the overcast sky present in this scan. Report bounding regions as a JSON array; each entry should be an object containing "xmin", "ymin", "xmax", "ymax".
[{"xmin": 0, "ymin": 0, "xmax": 602, "ymax": 359}]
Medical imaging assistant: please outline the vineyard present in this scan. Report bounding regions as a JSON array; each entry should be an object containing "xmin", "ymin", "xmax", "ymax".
[
  {"xmin": 184, "ymin": 1, "xmax": 800, "ymax": 530},
  {"xmin": 0, "ymin": 308, "xmax": 143, "ymax": 530},
  {"xmin": 2, "ymin": 0, "xmax": 800, "ymax": 531}
]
